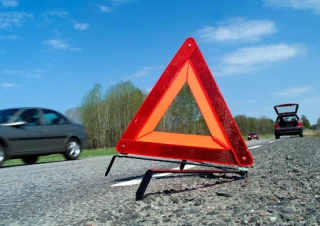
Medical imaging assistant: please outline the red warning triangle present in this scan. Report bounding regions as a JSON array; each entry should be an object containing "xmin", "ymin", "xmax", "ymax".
[{"xmin": 116, "ymin": 37, "xmax": 253, "ymax": 167}]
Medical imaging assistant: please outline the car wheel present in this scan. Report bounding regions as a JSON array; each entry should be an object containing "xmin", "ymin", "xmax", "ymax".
[
  {"xmin": 275, "ymin": 135, "xmax": 280, "ymax": 139},
  {"xmin": 299, "ymin": 133, "xmax": 303, "ymax": 137},
  {"xmin": 0, "ymin": 145, "xmax": 6, "ymax": 166},
  {"xmin": 64, "ymin": 138, "xmax": 81, "ymax": 160},
  {"xmin": 22, "ymin": 155, "xmax": 38, "ymax": 164}
]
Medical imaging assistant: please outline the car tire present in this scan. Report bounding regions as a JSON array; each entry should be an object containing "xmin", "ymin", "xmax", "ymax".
[
  {"xmin": 64, "ymin": 138, "xmax": 81, "ymax": 160},
  {"xmin": 0, "ymin": 145, "xmax": 6, "ymax": 166},
  {"xmin": 299, "ymin": 133, "xmax": 303, "ymax": 137},
  {"xmin": 22, "ymin": 155, "xmax": 38, "ymax": 164},
  {"xmin": 275, "ymin": 135, "xmax": 280, "ymax": 139}
]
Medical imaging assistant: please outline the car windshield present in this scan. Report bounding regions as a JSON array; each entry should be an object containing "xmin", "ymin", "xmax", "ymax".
[{"xmin": 0, "ymin": 108, "xmax": 20, "ymax": 124}]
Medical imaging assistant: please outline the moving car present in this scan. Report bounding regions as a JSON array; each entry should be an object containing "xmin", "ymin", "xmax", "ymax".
[
  {"xmin": 273, "ymin": 103, "xmax": 303, "ymax": 139},
  {"xmin": 0, "ymin": 107, "xmax": 87, "ymax": 166},
  {"xmin": 248, "ymin": 132, "xmax": 259, "ymax": 140}
]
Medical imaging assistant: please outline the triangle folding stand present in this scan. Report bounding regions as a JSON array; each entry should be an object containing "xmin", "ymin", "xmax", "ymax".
[{"xmin": 105, "ymin": 37, "xmax": 254, "ymax": 200}]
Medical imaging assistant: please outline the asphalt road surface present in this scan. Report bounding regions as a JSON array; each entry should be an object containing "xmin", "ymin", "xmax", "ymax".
[{"xmin": 2, "ymin": 137, "xmax": 318, "ymax": 225}]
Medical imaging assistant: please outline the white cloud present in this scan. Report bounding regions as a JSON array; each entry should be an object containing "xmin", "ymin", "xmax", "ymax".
[
  {"xmin": 3, "ymin": 69, "xmax": 43, "ymax": 78},
  {"xmin": 4, "ymin": 69, "xmax": 24, "ymax": 74},
  {"xmin": 43, "ymin": 39, "xmax": 81, "ymax": 51},
  {"xmin": 27, "ymin": 74, "xmax": 42, "ymax": 78},
  {"xmin": 221, "ymin": 44, "xmax": 304, "ymax": 65},
  {"xmin": 274, "ymin": 87, "xmax": 313, "ymax": 97},
  {"xmin": 213, "ymin": 64, "xmax": 258, "ymax": 75},
  {"xmin": 0, "ymin": 35, "xmax": 20, "ymax": 40},
  {"xmin": 264, "ymin": 0, "xmax": 320, "ymax": 14},
  {"xmin": 215, "ymin": 43, "xmax": 305, "ymax": 75},
  {"xmin": 0, "ymin": 12, "xmax": 33, "ymax": 29},
  {"xmin": 128, "ymin": 66, "xmax": 162, "ymax": 79},
  {"xmin": 198, "ymin": 18, "xmax": 276, "ymax": 43},
  {"xmin": 44, "ymin": 39, "xmax": 68, "ymax": 49},
  {"xmin": 45, "ymin": 11, "xmax": 68, "ymax": 17},
  {"xmin": 0, "ymin": 82, "xmax": 20, "ymax": 88},
  {"xmin": 26, "ymin": 69, "xmax": 44, "ymax": 78},
  {"xmin": 74, "ymin": 22, "xmax": 89, "ymax": 31},
  {"xmin": 0, "ymin": 0, "xmax": 18, "ymax": 7},
  {"xmin": 99, "ymin": 5, "xmax": 112, "ymax": 12},
  {"xmin": 52, "ymin": 29, "xmax": 61, "ymax": 36},
  {"xmin": 69, "ymin": 47, "xmax": 81, "ymax": 51},
  {"xmin": 33, "ymin": 69, "xmax": 45, "ymax": 73},
  {"xmin": 111, "ymin": 0, "xmax": 132, "ymax": 5},
  {"xmin": 131, "ymin": 66, "xmax": 153, "ymax": 78}
]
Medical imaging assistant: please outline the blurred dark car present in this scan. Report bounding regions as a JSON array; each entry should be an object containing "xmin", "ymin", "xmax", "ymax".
[
  {"xmin": 274, "ymin": 103, "xmax": 303, "ymax": 139},
  {"xmin": 248, "ymin": 132, "xmax": 259, "ymax": 140},
  {"xmin": 0, "ymin": 107, "xmax": 87, "ymax": 166}
]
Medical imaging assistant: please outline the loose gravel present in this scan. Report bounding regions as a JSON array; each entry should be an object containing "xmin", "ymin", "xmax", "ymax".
[{"xmin": 1, "ymin": 137, "xmax": 319, "ymax": 226}]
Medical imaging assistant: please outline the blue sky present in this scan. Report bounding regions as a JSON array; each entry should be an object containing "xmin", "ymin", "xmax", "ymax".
[{"xmin": 0, "ymin": 0, "xmax": 319, "ymax": 124}]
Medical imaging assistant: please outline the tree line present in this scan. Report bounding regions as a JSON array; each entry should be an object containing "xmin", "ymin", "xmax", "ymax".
[{"xmin": 66, "ymin": 81, "xmax": 318, "ymax": 149}]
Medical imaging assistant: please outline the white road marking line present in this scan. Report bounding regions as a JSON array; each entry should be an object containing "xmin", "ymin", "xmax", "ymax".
[
  {"xmin": 268, "ymin": 141, "xmax": 275, "ymax": 143},
  {"xmin": 248, "ymin": 145, "xmax": 262, "ymax": 149},
  {"xmin": 111, "ymin": 165, "xmax": 195, "ymax": 187}
]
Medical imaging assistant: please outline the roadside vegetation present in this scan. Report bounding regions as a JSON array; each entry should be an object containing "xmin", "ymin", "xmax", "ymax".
[
  {"xmin": 67, "ymin": 81, "xmax": 320, "ymax": 150},
  {"xmin": 304, "ymin": 129, "xmax": 320, "ymax": 139},
  {"xmin": 3, "ymin": 147, "xmax": 117, "ymax": 167}
]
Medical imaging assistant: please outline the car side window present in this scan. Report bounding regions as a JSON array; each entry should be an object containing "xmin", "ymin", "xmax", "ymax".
[
  {"xmin": 43, "ymin": 110, "xmax": 64, "ymax": 125},
  {"xmin": 19, "ymin": 109, "xmax": 41, "ymax": 126}
]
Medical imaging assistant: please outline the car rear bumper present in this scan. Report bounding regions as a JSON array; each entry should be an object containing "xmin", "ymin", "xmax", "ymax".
[{"xmin": 275, "ymin": 127, "xmax": 302, "ymax": 135}]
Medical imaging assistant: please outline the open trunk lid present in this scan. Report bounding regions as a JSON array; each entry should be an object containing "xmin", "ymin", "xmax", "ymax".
[{"xmin": 274, "ymin": 103, "xmax": 299, "ymax": 115}]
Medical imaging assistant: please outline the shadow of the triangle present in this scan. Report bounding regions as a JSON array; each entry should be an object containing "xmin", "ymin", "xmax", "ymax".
[
  {"xmin": 141, "ymin": 174, "xmax": 245, "ymax": 199},
  {"xmin": 143, "ymin": 175, "xmax": 244, "ymax": 199}
]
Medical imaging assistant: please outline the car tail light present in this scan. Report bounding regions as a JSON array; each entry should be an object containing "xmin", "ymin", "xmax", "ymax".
[
  {"xmin": 274, "ymin": 122, "xmax": 280, "ymax": 129},
  {"xmin": 297, "ymin": 120, "xmax": 302, "ymax": 127}
]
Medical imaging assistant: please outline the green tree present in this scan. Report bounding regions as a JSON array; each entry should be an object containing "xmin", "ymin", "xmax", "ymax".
[
  {"xmin": 81, "ymin": 81, "xmax": 146, "ymax": 149},
  {"xmin": 156, "ymin": 84, "xmax": 210, "ymax": 135},
  {"xmin": 317, "ymin": 117, "xmax": 320, "ymax": 125},
  {"xmin": 234, "ymin": 115, "xmax": 248, "ymax": 135},
  {"xmin": 81, "ymin": 83, "xmax": 104, "ymax": 148},
  {"xmin": 301, "ymin": 114, "xmax": 311, "ymax": 129},
  {"xmin": 105, "ymin": 81, "xmax": 146, "ymax": 146}
]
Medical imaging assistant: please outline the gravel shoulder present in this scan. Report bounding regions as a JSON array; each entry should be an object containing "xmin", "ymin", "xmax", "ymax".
[{"xmin": 1, "ymin": 137, "xmax": 319, "ymax": 226}]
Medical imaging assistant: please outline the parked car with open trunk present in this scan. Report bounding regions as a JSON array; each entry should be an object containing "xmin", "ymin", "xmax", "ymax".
[{"xmin": 273, "ymin": 103, "xmax": 303, "ymax": 139}]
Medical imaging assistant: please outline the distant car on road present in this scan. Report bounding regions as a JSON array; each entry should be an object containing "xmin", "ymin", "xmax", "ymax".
[
  {"xmin": 0, "ymin": 107, "xmax": 87, "ymax": 166},
  {"xmin": 248, "ymin": 132, "xmax": 259, "ymax": 140},
  {"xmin": 274, "ymin": 103, "xmax": 303, "ymax": 139}
]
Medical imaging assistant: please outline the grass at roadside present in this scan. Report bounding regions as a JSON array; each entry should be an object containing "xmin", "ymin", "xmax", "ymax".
[
  {"xmin": 3, "ymin": 147, "xmax": 117, "ymax": 167},
  {"xmin": 304, "ymin": 129, "xmax": 320, "ymax": 139}
]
